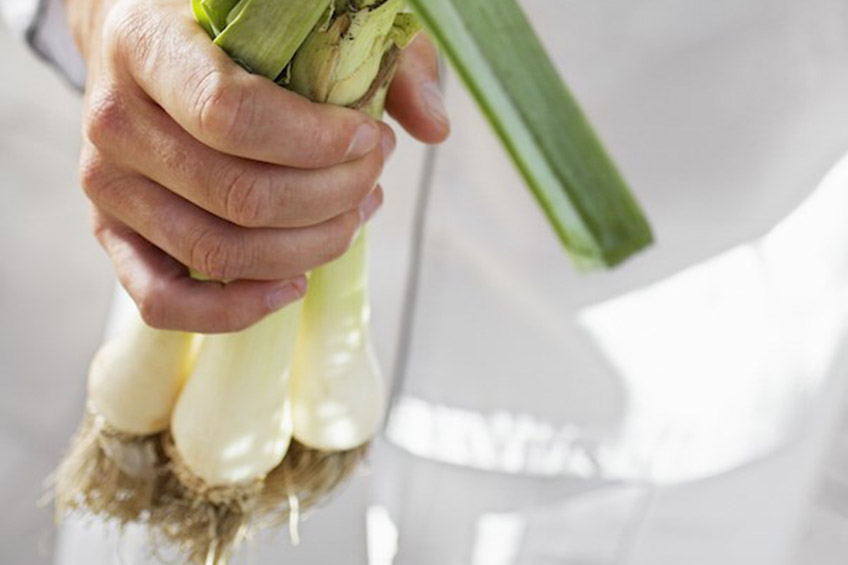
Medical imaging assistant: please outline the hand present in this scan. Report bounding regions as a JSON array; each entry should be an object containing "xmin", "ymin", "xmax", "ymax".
[{"xmin": 66, "ymin": 0, "xmax": 450, "ymax": 333}]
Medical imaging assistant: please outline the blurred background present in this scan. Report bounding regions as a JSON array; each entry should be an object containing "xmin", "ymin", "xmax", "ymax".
[
  {"xmin": 3, "ymin": 1, "xmax": 848, "ymax": 564},
  {"xmin": 0, "ymin": 23, "xmax": 113, "ymax": 564}
]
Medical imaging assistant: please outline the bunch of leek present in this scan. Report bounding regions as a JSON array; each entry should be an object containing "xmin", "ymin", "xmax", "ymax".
[{"xmin": 55, "ymin": 0, "xmax": 652, "ymax": 563}]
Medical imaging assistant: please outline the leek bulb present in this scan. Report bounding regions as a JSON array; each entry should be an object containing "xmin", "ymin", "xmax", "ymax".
[
  {"xmin": 54, "ymin": 308, "xmax": 195, "ymax": 522},
  {"xmin": 88, "ymin": 312, "xmax": 195, "ymax": 436},
  {"xmin": 170, "ymin": 304, "xmax": 301, "ymax": 489}
]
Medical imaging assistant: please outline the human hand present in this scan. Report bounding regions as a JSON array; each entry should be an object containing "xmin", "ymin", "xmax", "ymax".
[{"xmin": 66, "ymin": 0, "xmax": 449, "ymax": 332}]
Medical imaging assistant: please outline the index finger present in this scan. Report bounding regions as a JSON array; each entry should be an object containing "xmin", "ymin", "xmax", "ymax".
[{"xmin": 113, "ymin": 4, "xmax": 381, "ymax": 168}]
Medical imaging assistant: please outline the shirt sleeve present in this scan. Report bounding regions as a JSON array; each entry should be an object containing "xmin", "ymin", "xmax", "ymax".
[{"xmin": 1, "ymin": 0, "xmax": 86, "ymax": 89}]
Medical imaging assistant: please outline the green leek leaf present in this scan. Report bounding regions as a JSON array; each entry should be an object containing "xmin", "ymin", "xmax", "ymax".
[
  {"xmin": 406, "ymin": 0, "xmax": 653, "ymax": 268},
  {"xmin": 213, "ymin": 0, "xmax": 332, "ymax": 80},
  {"xmin": 190, "ymin": 0, "xmax": 215, "ymax": 36},
  {"xmin": 201, "ymin": 0, "xmax": 240, "ymax": 34}
]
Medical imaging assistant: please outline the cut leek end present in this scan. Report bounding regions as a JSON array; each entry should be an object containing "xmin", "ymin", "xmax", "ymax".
[
  {"xmin": 599, "ymin": 229, "xmax": 654, "ymax": 270},
  {"xmin": 543, "ymin": 167, "xmax": 654, "ymax": 271},
  {"xmin": 569, "ymin": 219, "xmax": 654, "ymax": 271},
  {"xmin": 408, "ymin": 0, "xmax": 655, "ymax": 270}
]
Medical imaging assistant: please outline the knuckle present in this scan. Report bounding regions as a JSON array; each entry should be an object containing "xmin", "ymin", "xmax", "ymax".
[
  {"xmin": 329, "ymin": 152, "xmax": 381, "ymax": 212},
  {"xmin": 104, "ymin": 1, "xmax": 157, "ymax": 69},
  {"xmin": 136, "ymin": 288, "xmax": 168, "ymax": 329},
  {"xmin": 88, "ymin": 208, "xmax": 116, "ymax": 248},
  {"xmin": 223, "ymin": 168, "xmax": 272, "ymax": 227},
  {"xmin": 89, "ymin": 210, "xmax": 108, "ymax": 242},
  {"xmin": 294, "ymin": 110, "xmax": 349, "ymax": 167},
  {"xmin": 194, "ymin": 70, "xmax": 253, "ymax": 148},
  {"xmin": 326, "ymin": 211, "xmax": 361, "ymax": 261},
  {"xmin": 78, "ymin": 152, "xmax": 113, "ymax": 201},
  {"xmin": 314, "ymin": 120, "xmax": 350, "ymax": 163},
  {"xmin": 84, "ymin": 88, "xmax": 129, "ymax": 148},
  {"xmin": 188, "ymin": 227, "xmax": 239, "ymax": 280},
  {"xmin": 355, "ymin": 152, "xmax": 383, "ymax": 199}
]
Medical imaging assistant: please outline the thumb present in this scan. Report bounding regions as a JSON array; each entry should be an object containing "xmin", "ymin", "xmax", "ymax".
[{"xmin": 386, "ymin": 34, "xmax": 451, "ymax": 144}]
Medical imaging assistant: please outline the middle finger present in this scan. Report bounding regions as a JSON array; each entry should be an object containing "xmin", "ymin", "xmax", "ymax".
[
  {"xmin": 86, "ymin": 161, "xmax": 382, "ymax": 280},
  {"xmin": 97, "ymin": 96, "xmax": 393, "ymax": 228}
]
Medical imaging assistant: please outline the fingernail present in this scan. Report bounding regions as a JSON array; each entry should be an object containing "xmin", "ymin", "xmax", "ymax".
[
  {"xmin": 347, "ymin": 122, "xmax": 380, "ymax": 159},
  {"xmin": 381, "ymin": 128, "xmax": 396, "ymax": 160},
  {"xmin": 267, "ymin": 277, "xmax": 307, "ymax": 310},
  {"xmin": 359, "ymin": 189, "xmax": 383, "ymax": 223},
  {"xmin": 421, "ymin": 81, "xmax": 449, "ymax": 126}
]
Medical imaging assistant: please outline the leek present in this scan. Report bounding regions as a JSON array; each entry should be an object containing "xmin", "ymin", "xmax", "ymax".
[
  {"xmin": 170, "ymin": 304, "xmax": 301, "ymax": 487},
  {"xmin": 407, "ymin": 0, "xmax": 653, "ymax": 268},
  {"xmin": 291, "ymin": 232, "xmax": 384, "ymax": 451},
  {"xmin": 54, "ymin": 310, "xmax": 195, "ymax": 522},
  {"xmin": 88, "ymin": 316, "xmax": 194, "ymax": 436},
  {"xmin": 147, "ymin": 3, "xmax": 413, "ymax": 562},
  {"xmin": 287, "ymin": 0, "xmax": 407, "ymax": 452}
]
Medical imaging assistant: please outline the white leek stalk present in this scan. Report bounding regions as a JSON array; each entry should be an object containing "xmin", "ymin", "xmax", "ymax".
[
  {"xmin": 285, "ymin": 0, "xmax": 409, "ymax": 452},
  {"xmin": 171, "ymin": 304, "xmax": 301, "ymax": 487},
  {"xmin": 291, "ymin": 232, "xmax": 383, "ymax": 450},
  {"xmin": 88, "ymin": 310, "xmax": 195, "ymax": 435}
]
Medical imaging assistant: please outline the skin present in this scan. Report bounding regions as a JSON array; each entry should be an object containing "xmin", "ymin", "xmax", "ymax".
[{"xmin": 65, "ymin": 0, "xmax": 450, "ymax": 333}]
